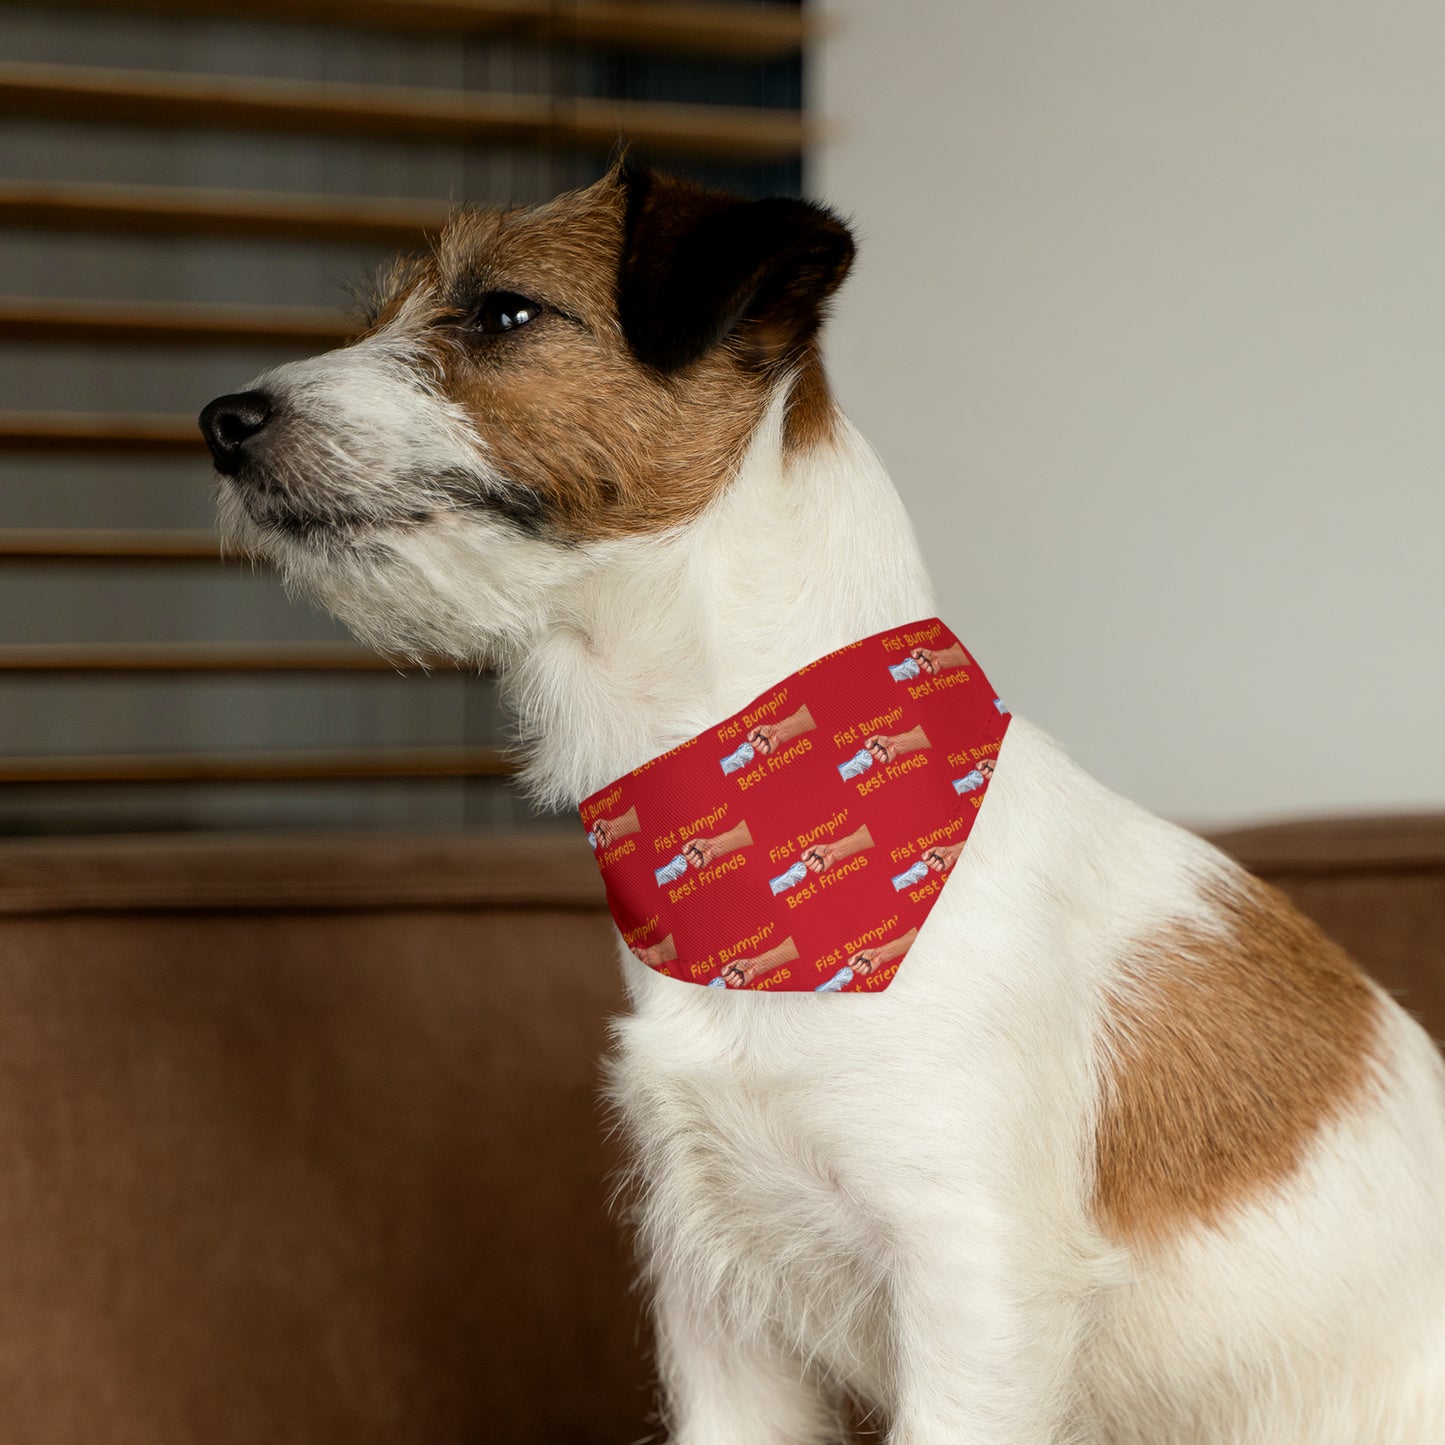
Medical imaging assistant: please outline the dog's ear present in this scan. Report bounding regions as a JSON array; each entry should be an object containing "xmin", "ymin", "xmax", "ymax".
[{"xmin": 617, "ymin": 162, "xmax": 855, "ymax": 374}]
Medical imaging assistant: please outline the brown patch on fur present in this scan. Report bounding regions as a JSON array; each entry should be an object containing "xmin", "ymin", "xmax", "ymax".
[
  {"xmin": 363, "ymin": 170, "xmax": 848, "ymax": 541},
  {"xmin": 355, "ymin": 254, "xmax": 434, "ymax": 335},
  {"xmin": 368, "ymin": 177, "xmax": 770, "ymax": 541},
  {"xmin": 1093, "ymin": 873, "xmax": 1381, "ymax": 1247},
  {"xmin": 782, "ymin": 343, "xmax": 840, "ymax": 454}
]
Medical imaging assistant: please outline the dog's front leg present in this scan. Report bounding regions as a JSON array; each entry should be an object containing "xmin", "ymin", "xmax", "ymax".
[
  {"xmin": 653, "ymin": 1273, "xmax": 843, "ymax": 1445},
  {"xmin": 883, "ymin": 1210, "xmax": 1092, "ymax": 1445}
]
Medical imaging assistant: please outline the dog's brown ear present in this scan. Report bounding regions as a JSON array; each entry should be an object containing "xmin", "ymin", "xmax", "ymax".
[{"xmin": 617, "ymin": 162, "xmax": 855, "ymax": 374}]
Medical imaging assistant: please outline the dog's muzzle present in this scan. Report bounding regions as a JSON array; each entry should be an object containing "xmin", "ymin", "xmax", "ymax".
[{"xmin": 199, "ymin": 390, "xmax": 274, "ymax": 476}]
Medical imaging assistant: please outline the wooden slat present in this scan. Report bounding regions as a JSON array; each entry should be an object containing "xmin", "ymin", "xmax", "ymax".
[
  {"xmin": 0, "ymin": 833, "xmax": 607, "ymax": 916},
  {"xmin": 0, "ymin": 528, "xmax": 228, "ymax": 561},
  {"xmin": 0, "ymin": 180, "xmax": 449, "ymax": 245},
  {"xmin": 0, "ymin": 0, "xmax": 809, "ymax": 58},
  {"xmin": 542, "ymin": 0, "xmax": 809, "ymax": 57},
  {"xmin": 0, "ymin": 62, "xmax": 810, "ymax": 162},
  {"xmin": 0, "ymin": 412, "xmax": 202, "ymax": 452},
  {"xmin": 0, "ymin": 744, "xmax": 513, "ymax": 783},
  {"xmin": 0, "ymin": 296, "xmax": 353, "ymax": 348},
  {"xmin": 0, "ymin": 643, "xmax": 423, "ymax": 672}
]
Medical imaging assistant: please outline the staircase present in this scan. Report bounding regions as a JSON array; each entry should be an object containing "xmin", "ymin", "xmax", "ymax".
[{"xmin": 0, "ymin": 0, "xmax": 807, "ymax": 833}]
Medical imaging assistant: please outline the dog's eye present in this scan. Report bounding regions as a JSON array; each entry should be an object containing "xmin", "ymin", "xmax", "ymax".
[{"xmin": 471, "ymin": 292, "xmax": 543, "ymax": 334}]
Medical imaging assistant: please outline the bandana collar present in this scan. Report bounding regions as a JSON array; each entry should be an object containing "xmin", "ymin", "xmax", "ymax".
[{"xmin": 580, "ymin": 619, "xmax": 1009, "ymax": 993}]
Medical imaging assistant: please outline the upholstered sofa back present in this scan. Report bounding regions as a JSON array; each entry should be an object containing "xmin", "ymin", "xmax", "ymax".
[{"xmin": 0, "ymin": 820, "xmax": 1440, "ymax": 1443}]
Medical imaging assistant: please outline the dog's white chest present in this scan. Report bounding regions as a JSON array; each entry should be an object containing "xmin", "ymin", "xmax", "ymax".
[{"xmin": 612, "ymin": 1000, "xmax": 899, "ymax": 1393}]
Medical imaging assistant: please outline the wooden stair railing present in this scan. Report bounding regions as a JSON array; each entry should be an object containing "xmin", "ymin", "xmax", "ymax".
[
  {"xmin": 0, "ymin": 643, "xmax": 440, "ymax": 673},
  {"xmin": 0, "ymin": 297, "xmax": 354, "ymax": 348},
  {"xmin": 0, "ymin": 180, "xmax": 449, "ymax": 245},
  {"xmin": 0, "ymin": 529, "xmax": 231, "ymax": 561},
  {"xmin": 0, "ymin": 61, "xmax": 812, "ymax": 162},
  {"xmin": 0, "ymin": 412, "xmax": 204, "ymax": 452},
  {"xmin": 0, "ymin": 0, "xmax": 811, "ymax": 58},
  {"xmin": 0, "ymin": 745, "xmax": 515, "ymax": 784}
]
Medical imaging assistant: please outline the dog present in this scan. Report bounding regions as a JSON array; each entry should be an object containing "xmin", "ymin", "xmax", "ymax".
[{"xmin": 200, "ymin": 162, "xmax": 1445, "ymax": 1444}]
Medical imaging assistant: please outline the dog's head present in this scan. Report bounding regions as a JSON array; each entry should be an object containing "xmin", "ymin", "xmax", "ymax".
[{"xmin": 200, "ymin": 163, "xmax": 854, "ymax": 660}]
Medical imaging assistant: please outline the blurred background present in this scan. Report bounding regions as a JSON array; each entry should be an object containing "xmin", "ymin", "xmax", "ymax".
[
  {"xmin": 0, "ymin": 5, "xmax": 1442, "ymax": 1443},
  {"xmin": 5, "ymin": 0, "xmax": 1439, "ymax": 841},
  {"xmin": 819, "ymin": 1, "xmax": 1445, "ymax": 828},
  {"xmin": 0, "ymin": 0, "xmax": 802, "ymax": 837}
]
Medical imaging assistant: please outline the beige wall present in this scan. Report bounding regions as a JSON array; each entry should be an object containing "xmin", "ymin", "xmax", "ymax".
[{"xmin": 814, "ymin": 1, "xmax": 1445, "ymax": 827}]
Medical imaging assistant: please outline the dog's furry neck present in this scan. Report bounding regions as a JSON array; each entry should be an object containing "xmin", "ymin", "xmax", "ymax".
[{"xmin": 501, "ymin": 394, "xmax": 936, "ymax": 810}]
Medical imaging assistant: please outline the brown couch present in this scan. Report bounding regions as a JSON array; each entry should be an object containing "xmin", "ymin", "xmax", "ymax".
[{"xmin": 0, "ymin": 817, "xmax": 1440, "ymax": 1443}]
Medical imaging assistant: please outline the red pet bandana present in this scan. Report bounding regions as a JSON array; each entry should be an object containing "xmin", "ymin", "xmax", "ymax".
[{"xmin": 580, "ymin": 620, "xmax": 1009, "ymax": 993}]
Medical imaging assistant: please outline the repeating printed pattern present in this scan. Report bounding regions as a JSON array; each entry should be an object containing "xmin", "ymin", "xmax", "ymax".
[{"xmin": 580, "ymin": 620, "xmax": 1010, "ymax": 993}]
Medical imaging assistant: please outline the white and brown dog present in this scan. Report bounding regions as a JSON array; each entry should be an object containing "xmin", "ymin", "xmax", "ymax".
[{"xmin": 200, "ymin": 164, "xmax": 1445, "ymax": 1444}]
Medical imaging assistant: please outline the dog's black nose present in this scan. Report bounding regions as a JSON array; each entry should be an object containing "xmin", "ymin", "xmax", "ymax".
[{"xmin": 199, "ymin": 390, "xmax": 273, "ymax": 475}]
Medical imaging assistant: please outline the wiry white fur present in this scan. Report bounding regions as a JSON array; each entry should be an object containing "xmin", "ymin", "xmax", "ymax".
[
  {"xmin": 216, "ymin": 312, "xmax": 559, "ymax": 658},
  {"xmin": 218, "ymin": 351, "xmax": 1445, "ymax": 1443}
]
